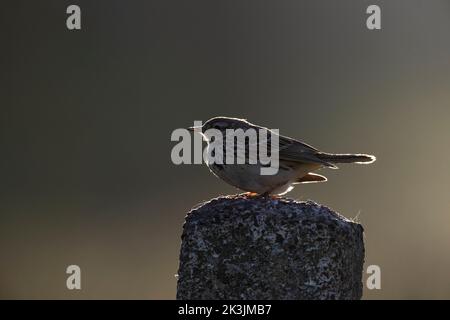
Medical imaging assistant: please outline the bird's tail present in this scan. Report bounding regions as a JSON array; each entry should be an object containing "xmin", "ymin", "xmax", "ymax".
[{"xmin": 317, "ymin": 153, "xmax": 376, "ymax": 164}]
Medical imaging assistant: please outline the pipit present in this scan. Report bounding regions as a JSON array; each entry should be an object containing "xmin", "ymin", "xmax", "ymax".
[{"xmin": 189, "ymin": 117, "xmax": 375, "ymax": 196}]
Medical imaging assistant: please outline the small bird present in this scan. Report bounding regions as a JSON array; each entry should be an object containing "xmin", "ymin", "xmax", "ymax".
[{"xmin": 189, "ymin": 117, "xmax": 376, "ymax": 196}]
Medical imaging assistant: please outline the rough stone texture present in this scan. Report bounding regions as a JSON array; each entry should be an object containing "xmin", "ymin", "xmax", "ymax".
[{"xmin": 176, "ymin": 194, "xmax": 364, "ymax": 300}]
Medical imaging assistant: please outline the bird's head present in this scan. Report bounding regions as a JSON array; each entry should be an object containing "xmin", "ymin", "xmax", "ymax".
[{"xmin": 188, "ymin": 117, "xmax": 252, "ymax": 140}]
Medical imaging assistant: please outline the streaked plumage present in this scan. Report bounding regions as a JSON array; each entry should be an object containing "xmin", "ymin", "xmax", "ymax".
[{"xmin": 189, "ymin": 117, "xmax": 376, "ymax": 196}]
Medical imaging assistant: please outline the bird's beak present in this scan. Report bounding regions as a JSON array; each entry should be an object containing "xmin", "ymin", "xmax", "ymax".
[{"xmin": 188, "ymin": 126, "xmax": 202, "ymax": 133}]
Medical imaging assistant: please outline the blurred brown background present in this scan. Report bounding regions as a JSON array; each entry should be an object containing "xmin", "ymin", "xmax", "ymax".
[{"xmin": 1, "ymin": 0, "xmax": 450, "ymax": 299}]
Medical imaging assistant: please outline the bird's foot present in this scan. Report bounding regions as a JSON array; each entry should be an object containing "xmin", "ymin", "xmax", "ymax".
[
  {"xmin": 259, "ymin": 192, "xmax": 281, "ymax": 199},
  {"xmin": 244, "ymin": 192, "xmax": 259, "ymax": 198},
  {"xmin": 244, "ymin": 192, "xmax": 281, "ymax": 200}
]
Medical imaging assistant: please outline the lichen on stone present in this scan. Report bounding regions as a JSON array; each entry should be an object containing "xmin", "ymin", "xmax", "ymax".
[{"xmin": 177, "ymin": 194, "xmax": 364, "ymax": 300}]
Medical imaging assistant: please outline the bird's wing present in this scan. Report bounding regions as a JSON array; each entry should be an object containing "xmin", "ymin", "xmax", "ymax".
[
  {"xmin": 273, "ymin": 131, "xmax": 338, "ymax": 169},
  {"xmin": 234, "ymin": 125, "xmax": 338, "ymax": 168}
]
